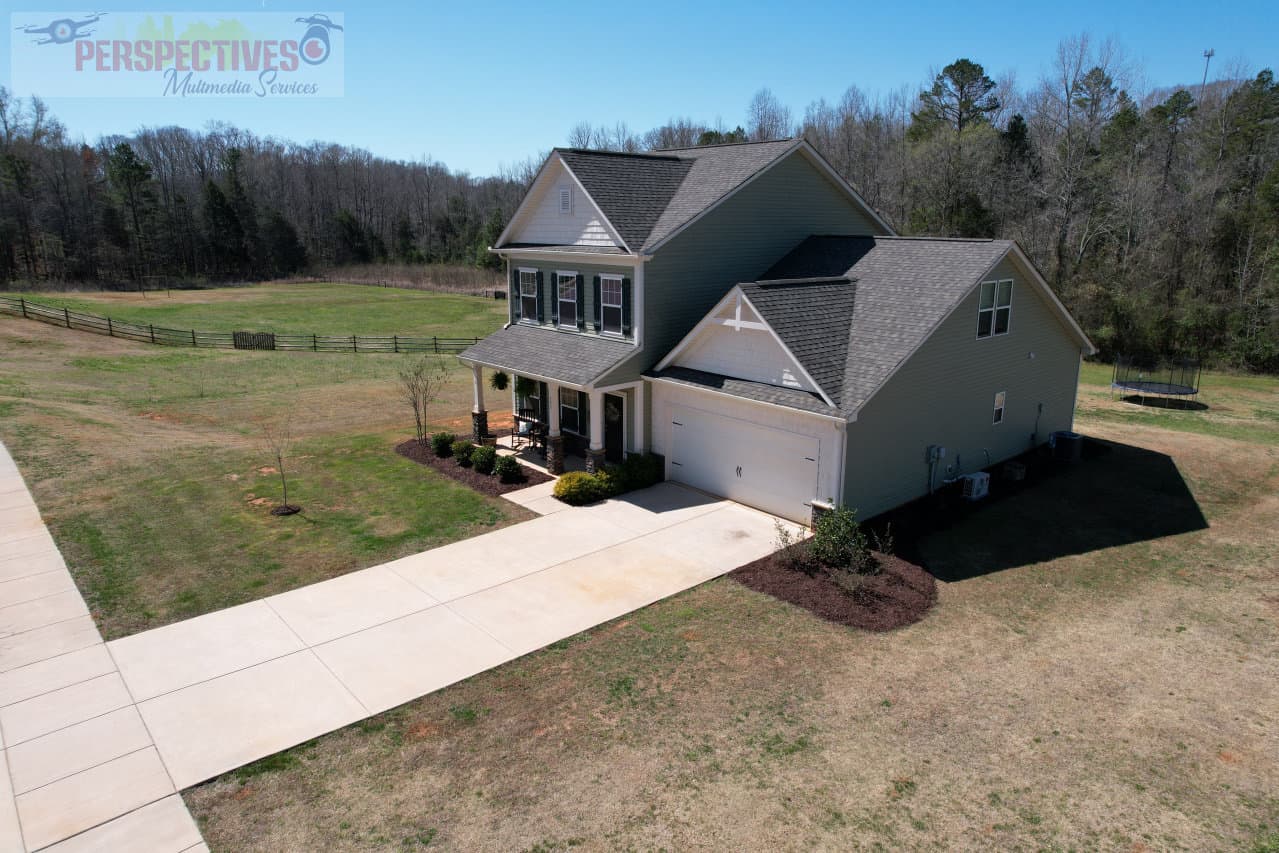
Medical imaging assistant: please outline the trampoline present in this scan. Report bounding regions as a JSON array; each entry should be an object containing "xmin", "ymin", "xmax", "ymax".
[{"xmin": 1111, "ymin": 356, "xmax": 1202, "ymax": 403}]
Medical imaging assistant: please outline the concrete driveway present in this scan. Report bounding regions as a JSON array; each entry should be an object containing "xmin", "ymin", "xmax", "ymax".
[{"xmin": 105, "ymin": 482, "xmax": 787, "ymax": 790}]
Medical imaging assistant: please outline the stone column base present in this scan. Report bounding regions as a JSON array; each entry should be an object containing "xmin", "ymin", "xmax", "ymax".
[
  {"xmin": 546, "ymin": 435, "xmax": 565, "ymax": 475},
  {"xmin": 471, "ymin": 410, "xmax": 488, "ymax": 443},
  {"xmin": 585, "ymin": 448, "xmax": 606, "ymax": 473}
]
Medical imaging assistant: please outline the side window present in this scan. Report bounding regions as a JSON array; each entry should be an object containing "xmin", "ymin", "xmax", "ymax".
[
  {"xmin": 557, "ymin": 272, "xmax": 577, "ymax": 328},
  {"xmin": 600, "ymin": 275, "xmax": 623, "ymax": 334},
  {"xmin": 992, "ymin": 390, "xmax": 1006, "ymax": 424},
  {"xmin": 977, "ymin": 279, "xmax": 1013, "ymax": 338},
  {"xmin": 519, "ymin": 270, "xmax": 538, "ymax": 322}
]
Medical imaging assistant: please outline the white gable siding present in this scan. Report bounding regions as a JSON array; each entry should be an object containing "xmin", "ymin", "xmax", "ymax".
[
  {"xmin": 674, "ymin": 299, "xmax": 819, "ymax": 393},
  {"xmin": 508, "ymin": 159, "xmax": 618, "ymax": 248}
]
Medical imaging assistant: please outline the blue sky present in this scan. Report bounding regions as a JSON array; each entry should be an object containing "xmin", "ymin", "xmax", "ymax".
[{"xmin": 4, "ymin": 1, "xmax": 1276, "ymax": 176}]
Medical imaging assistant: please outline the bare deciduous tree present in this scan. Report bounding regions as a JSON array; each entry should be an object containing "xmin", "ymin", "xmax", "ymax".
[
  {"xmin": 256, "ymin": 412, "xmax": 299, "ymax": 516},
  {"xmin": 399, "ymin": 356, "xmax": 451, "ymax": 447}
]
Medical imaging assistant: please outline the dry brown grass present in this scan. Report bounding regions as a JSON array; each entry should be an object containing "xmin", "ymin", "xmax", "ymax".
[{"xmin": 185, "ymin": 376, "xmax": 1279, "ymax": 851}]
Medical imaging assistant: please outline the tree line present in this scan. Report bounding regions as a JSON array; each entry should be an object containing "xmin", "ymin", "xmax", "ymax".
[
  {"xmin": 0, "ymin": 94, "xmax": 527, "ymax": 288},
  {"xmin": 2, "ymin": 34, "xmax": 1277, "ymax": 369}
]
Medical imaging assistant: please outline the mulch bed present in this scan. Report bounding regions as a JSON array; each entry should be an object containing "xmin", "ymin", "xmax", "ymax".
[
  {"xmin": 395, "ymin": 439, "xmax": 552, "ymax": 498},
  {"xmin": 729, "ymin": 546, "xmax": 937, "ymax": 632}
]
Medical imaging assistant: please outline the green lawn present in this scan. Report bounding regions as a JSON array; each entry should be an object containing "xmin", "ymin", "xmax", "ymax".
[
  {"xmin": 10, "ymin": 282, "xmax": 507, "ymax": 337},
  {"xmin": 0, "ymin": 287, "xmax": 511, "ymax": 639}
]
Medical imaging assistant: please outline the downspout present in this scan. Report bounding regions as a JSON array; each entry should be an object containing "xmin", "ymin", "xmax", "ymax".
[{"xmin": 832, "ymin": 417, "xmax": 848, "ymax": 507}]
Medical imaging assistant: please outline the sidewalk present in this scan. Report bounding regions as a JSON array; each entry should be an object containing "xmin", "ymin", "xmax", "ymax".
[{"xmin": 0, "ymin": 445, "xmax": 205, "ymax": 852}]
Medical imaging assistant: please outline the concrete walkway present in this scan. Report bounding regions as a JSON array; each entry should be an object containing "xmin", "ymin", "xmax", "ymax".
[
  {"xmin": 0, "ymin": 446, "xmax": 205, "ymax": 852},
  {"xmin": 2, "ymin": 441, "xmax": 789, "ymax": 849}
]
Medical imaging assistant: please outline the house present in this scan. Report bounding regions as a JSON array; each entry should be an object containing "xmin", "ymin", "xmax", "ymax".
[{"xmin": 459, "ymin": 139, "xmax": 1095, "ymax": 524}]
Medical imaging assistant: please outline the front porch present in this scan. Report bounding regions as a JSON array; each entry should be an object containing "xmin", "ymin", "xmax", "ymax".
[
  {"xmin": 494, "ymin": 433, "xmax": 588, "ymax": 476},
  {"xmin": 464, "ymin": 362, "xmax": 641, "ymax": 476}
]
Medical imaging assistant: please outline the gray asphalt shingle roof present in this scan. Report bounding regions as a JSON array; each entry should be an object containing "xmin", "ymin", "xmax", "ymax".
[
  {"xmin": 505, "ymin": 140, "xmax": 803, "ymax": 254},
  {"xmin": 459, "ymin": 324, "xmax": 636, "ymax": 387},
  {"xmin": 641, "ymin": 139, "xmax": 801, "ymax": 250},
  {"xmin": 556, "ymin": 150, "xmax": 692, "ymax": 251},
  {"xmin": 746, "ymin": 235, "xmax": 1015, "ymax": 415}
]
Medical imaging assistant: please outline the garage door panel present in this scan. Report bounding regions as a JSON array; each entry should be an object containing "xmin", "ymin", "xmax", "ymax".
[{"xmin": 669, "ymin": 405, "xmax": 817, "ymax": 522}]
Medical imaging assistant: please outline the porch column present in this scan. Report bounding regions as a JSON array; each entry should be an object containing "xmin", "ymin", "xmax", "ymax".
[
  {"xmin": 470, "ymin": 363, "xmax": 488, "ymax": 442},
  {"xmin": 634, "ymin": 385, "xmax": 647, "ymax": 453},
  {"xmin": 585, "ymin": 388, "xmax": 605, "ymax": 473},
  {"xmin": 546, "ymin": 382, "xmax": 564, "ymax": 475}
]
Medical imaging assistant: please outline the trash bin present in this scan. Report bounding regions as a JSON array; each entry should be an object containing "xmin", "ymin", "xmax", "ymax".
[{"xmin": 1050, "ymin": 430, "xmax": 1083, "ymax": 464}]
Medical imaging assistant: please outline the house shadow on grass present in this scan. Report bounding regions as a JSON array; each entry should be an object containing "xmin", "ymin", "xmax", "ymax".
[{"xmin": 872, "ymin": 438, "xmax": 1209, "ymax": 583}]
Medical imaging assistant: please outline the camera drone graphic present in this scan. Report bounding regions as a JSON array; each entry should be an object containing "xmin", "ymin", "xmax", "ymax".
[
  {"xmin": 15, "ymin": 12, "xmax": 106, "ymax": 45},
  {"xmin": 295, "ymin": 13, "xmax": 342, "ymax": 65}
]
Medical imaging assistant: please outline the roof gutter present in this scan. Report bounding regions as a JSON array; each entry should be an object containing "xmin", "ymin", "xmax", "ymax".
[{"xmin": 645, "ymin": 375, "xmax": 852, "ymax": 425}]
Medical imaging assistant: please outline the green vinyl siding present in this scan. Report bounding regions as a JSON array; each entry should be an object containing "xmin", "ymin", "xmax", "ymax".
[
  {"xmin": 841, "ymin": 255, "xmax": 1084, "ymax": 520},
  {"xmin": 507, "ymin": 258, "xmax": 633, "ymax": 336},
  {"xmin": 599, "ymin": 149, "xmax": 886, "ymax": 389}
]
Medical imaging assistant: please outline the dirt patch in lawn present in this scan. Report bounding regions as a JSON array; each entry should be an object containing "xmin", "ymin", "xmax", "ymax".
[
  {"xmin": 730, "ymin": 547, "xmax": 937, "ymax": 631},
  {"xmin": 395, "ymin": 438, "xmax": 551, "ymax": 497}
]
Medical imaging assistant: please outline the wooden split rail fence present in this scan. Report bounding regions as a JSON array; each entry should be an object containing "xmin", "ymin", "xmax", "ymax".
[{"xmin": 0, "ymin": 296, "xmax": 481, "ymax": 354}]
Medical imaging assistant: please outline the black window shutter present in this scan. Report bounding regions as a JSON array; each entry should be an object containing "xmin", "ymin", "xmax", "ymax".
[
  {"xmin": 576, "ymin": 274, "xmax": 586, "ymax": 329},
  {"xmin": 551, "ymin": 272, "xmax": 559, "ymax": 325},
  {"xmin": 510, "ymin": 268, "xmax": 520, "ymax": 320},
  {"xmin": 535, "ymin": 271, "xmax": 544, "ymax": 323},
  {"xmin": 621, "ymin": 277, "xmax": 633, "ymax": 336},
  {"xmin": 592, "ymin": 275, "xmax": 602, "ymax": 331},
  {"xmin": 579, "ymin": 391, "xmax": 590, "ymax": 440},
  {"xmin": 539, "ymin": 382, "xmax": 549, "ymax": 423}
]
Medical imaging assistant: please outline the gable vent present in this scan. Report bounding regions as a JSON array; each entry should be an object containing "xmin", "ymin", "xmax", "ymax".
[{"xmin": 558, "ymin": 186, "xmax": 572, "ymax": 215}]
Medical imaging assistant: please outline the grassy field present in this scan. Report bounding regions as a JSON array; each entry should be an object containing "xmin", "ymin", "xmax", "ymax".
[
  {"xmin": 8, "ymin": 282, "xmax": 507, "ymax": 337},
  {"xmin": 181, "ymin": 363, "xmax": 1277, "ymax": 851},
  {"xmin": 0, "ymin": 285, "xmax": 515, "ymax": 639}
]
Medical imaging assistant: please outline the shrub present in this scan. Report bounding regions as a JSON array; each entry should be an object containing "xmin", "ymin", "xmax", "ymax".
[
  {"xmin": 773, "ymin": 519, "xmax": 816, "ymax": 573},
  {"xmin": 451, "ymin": 439, "xmax": 475, "ymax": 466},
  {"xmin": 809, "ymin": 506, "xmax": 872, "ymax": 573},
  {"xmin": 606, "ymin": 452, "xmax": 664, "ymax": 493},
  {"xmin": 430, "ymin": 431, "xmax": 456, "ymax": 457},
  {"xmin": 553, "ymin": 471, "xmax": 613, "ymax": 505},
  {"xmin": 493, "ymin": 454, "xmax": 525, "ymax": 484},
  {"xmin": 470, "ymin": 444, "xmax": 497, "ymax": 475}
]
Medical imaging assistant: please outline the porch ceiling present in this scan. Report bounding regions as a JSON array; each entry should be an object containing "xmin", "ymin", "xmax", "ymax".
[{"xmin": 460, "ymin": 325, "xmax": 636, "ymax": 387}]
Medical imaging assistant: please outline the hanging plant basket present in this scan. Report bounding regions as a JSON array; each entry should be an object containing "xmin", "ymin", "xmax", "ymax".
[
  {"xmin": 514, "ymin": 376, "xmax": 538, "ymax": 398},
  {"xmin": 489, "ymin": 370, "xmax": 510, "ymax": 392}
]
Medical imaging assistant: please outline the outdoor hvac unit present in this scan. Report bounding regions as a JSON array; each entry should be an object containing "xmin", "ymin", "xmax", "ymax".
[{"xmin": 961, "ymin": 472, "xmax": 990, "ymax": 502}]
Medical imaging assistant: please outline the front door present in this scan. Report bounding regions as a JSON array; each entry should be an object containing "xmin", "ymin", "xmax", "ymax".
[{"xmin": 604, "ymin": 393, "xmax": 625, "ymax": 463}]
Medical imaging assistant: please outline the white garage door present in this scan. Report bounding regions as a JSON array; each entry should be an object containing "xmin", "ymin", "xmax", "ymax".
[{"xmin": 668, "ymin": 405, "xmax": 818, "ymax": 522}]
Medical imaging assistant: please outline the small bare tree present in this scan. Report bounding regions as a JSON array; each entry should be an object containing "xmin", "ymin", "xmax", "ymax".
[
  {"xmin": 399, "ymin": 356, "xmax": 451, "ymax": 446},
  {"xmin": 257, "ymin": 412, "xmax": 300, "ymax": 516}
]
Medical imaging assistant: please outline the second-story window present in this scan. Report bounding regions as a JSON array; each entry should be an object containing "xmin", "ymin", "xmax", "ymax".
[
  {"xmin": 600, "ymin": 275, "xmax": 623, "ymax": 335},
  {"xmin": 557, "ymin": 272, "xmax": 577, "ymax": 328},
  {"xmin": 519, "ymin": 270, "xmax": 538, "ymax": 322},
  {"xmin": 977, "ymin": 279, "xmax": 1013, "ymax": 338}
]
